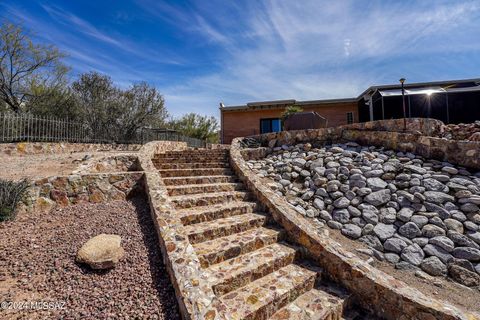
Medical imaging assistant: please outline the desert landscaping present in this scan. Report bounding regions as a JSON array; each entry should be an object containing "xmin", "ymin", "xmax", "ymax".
[
  {"xmin": 0, "ymin": 118, "xmax": 480, "ymax": 319},
  {"xmin": 0, "ymin": 198, "xmax": 180, "ymax": 319},
  {"xmin": 247, "ymin": 142, "xmax": 480, "ymax": 310},
  {"xmin": 1, "ymin": 3, "xmax": 480, "ymax": 319}
]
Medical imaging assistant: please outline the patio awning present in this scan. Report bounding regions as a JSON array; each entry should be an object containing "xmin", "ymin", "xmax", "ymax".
[{"xmin": 378, "ymin": 87, "xmax": 446, "ymax": 97}]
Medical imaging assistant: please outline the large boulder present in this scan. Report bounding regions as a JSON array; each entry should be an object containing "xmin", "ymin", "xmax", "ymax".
[{"xmin": 76, "ymin": 234, "xmax": 125, "ymax": 270}]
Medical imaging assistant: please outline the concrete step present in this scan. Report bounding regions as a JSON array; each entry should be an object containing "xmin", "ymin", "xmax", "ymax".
[
  {"xmin": 184, "ymin": 213, "xmax": 267, "ymax": 244},
  {"xmin": 154, "ymin": 150, "xmax": 229, "ymax": 159},
  {"xmin": 161, "ymin": 149, "xmax": 228, "ymax": 154},
  {"xmin": 154, "ymin": 162, "xmax": 230, "ymax": 170},
  {"xmin": 219, "ymin": 264, "xmax": 317, "ymax": 319},
  {"xmin": 162, "ymin": 175, "xmax": 238, "ymax": 186},
  {"xmin": 170, "ymin": 191, "xmax": 252, "ymax": 209},
  {"xmin": 158, "ymin": 168, "xmax": 233, "ymax": 177},
  {"xmin": 270, "ymin": 287, "xmax": 348, "ymax": 320},
  {"xmin": 178, "ymin": 201, "xmax": 258, "ymax": 225},
  {"xmin": 206, "ymin": 243, "xmax": 298, "ymax": 296},
  {"xmin": 166, "ymin": 182, "xmax": 245, "ymax": 196},
  {"xmin": 153, "ymin": 156, "xmax": 229, "ymax": 163},
  {"xmin": 193, "ymin": 227, "xmax": 285, "ymax": 268}
]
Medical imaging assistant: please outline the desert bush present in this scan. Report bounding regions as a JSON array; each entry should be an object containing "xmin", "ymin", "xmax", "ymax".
[{"xmin": 0, "ymin": 179, "xmax": 29, "ymax": 221}]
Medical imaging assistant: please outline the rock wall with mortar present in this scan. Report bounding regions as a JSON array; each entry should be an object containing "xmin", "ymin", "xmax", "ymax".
[
  {"xmin": 230, "ymin": 137, "xmax": 480, "ymax": 320},
  {"xmin": 73, "ymin": 155, "xmax": 140, "ymax": 174},
  {"xmin": 20, "ymin": 172, "xmax": 144, "ymax": 213},
  {"xmin": 0, "ymin": 142, "xmax": 140, "ymax": 156}
]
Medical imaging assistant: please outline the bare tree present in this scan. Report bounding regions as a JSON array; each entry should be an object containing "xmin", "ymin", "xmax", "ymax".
[
  {"xmin": 0, "ymin": 21, "xmax": 68, "ymax": 113},
  {"xmin": 72, "ymin": 72, "xmax": 169, "ymax": 142}
]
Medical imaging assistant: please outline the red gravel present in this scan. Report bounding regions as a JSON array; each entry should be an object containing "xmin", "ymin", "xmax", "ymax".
[{"xmin": 0, "ymin": 198, "xmax": 180, "ymax": 319}]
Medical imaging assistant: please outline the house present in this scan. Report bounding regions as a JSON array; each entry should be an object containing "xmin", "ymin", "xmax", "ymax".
[{"xmin": 220, "ymin": 78, "xmax": 480, "ymax": 144}]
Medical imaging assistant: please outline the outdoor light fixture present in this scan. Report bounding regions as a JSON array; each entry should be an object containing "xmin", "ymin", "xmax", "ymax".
[{"xmin": 399, "ymin": 78, "xmax": 406, "ymax": 131}]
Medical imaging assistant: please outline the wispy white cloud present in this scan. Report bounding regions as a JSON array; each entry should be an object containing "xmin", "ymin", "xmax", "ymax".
[
  {"xmin": 160, "ymin": 0, "xmax": 480, "ymax": 117},
  {"xmin": 41, "ymin": 4, "xmax": 121, "ymax": 46},
  {"xmin": 2, "ymin": 0, "xmax": 479, "ymax": 119}
]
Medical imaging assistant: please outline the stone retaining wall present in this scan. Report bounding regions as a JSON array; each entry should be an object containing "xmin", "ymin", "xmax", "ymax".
[
  {"xmin": 346, "ymin": 118, "xmax": 445, "ymax": 136},
  {"xmin": 251, "ymin": 120, "xmax": 480, "ymax": 170},
  {"xmin": 73, "ymin": 155, "xmax": 140, "ymax": 174},
  {"xmin": 0, "ymin": 142, "xmax": 140, "ymax": 156},
  {"xmin": 342, "ymin": 130, "xmax": 480, "ymax": 170},
  {"xmin": 20, "ymin": 172, "xmax": 144, "ymax": 213},
  {"xmin": 230, "ymin": 137, "xmax": 480, "ymax": 320},
  {"xmin": 138, "ymin": 141, "xmax": 220, "ymax": 320}
]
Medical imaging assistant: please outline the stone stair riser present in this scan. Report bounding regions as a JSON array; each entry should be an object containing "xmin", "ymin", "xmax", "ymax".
[
  {"xmin": 162, "ymin": 175, "xmax": 237, "ymax": 186},
  {"xmin": 153, "ymin": 152, "xmax": 228, "ymax": 160},
  {"xmin": 179, "ymin": 203, "xmax": 258, "ymax": 225},
  {"xmin": 186, "ymin": 215, "xmax": 267, "ymax": 244},
  {"xmin": 167, "ymin": 183, "xmax": 245, "ymax": 196},
  {"xmin": 195, "ymin": 228, "xmax": 286, "ymax": 268},
  {"xmin": 154, "ymin": 162, "xmax": 230, "ymax": 169},
  {"xmin": 219, "ymin": 265, "xmax": 317, "ymax": 320},
  {"xmin": 270, "ymin": 288, "xmax": 347, "ymax": 320},
  {"xmin": 171, "ymin": 192, "xmax": 252, "ymax": 209},
  {"xmin": 159, "ymin": 168, "xmax": 233, "ymax": 177},
  {"xmin": 210, "ymin": 246, "xmax": 297, "ymax": 296}
]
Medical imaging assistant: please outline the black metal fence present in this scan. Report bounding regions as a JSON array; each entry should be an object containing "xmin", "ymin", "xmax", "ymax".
[{"xmin": 0, "ymin": 112, "xmax": 206, "ymax": 148}]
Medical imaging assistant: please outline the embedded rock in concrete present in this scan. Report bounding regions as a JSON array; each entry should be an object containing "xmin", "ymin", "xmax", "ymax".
[{"xmin": 76, "ymin": 234, "xmax": 124, "ymax": 270}]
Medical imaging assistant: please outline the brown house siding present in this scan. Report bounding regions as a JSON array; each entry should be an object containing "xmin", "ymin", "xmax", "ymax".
[{"xmin": 221, "ymin": 101, "xmax": 357, "ymax": 144}]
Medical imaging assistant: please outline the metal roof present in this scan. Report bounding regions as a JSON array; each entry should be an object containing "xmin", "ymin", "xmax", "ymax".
[
  {"xmin": 221, "ymin": 77, "xmax": 480, "ymax": 112},
  {"xmin": 221, "ymin": 97, "xmax": 357, "ymax": 112}
]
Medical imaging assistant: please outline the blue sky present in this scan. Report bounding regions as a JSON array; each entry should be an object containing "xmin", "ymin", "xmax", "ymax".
[{"xmin": 1, "ymin": 1, "xmax": 480, "ymax": 118}]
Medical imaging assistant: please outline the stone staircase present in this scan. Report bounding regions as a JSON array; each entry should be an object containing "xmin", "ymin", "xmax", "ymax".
[{"xmin": 152, "ymin": 149, "xmax": 356, "ymax": 320}]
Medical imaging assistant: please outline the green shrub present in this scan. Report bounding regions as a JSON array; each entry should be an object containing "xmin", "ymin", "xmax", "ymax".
[
  {"xmin": 281, "ymin": 105, "xmax": 303, "ymax": 120},
  {"xmin": 0, "ymin": 179, "xmax": 29, "ymax": 221}
]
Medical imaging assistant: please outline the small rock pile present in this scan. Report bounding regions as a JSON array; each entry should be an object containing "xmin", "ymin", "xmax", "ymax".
[
  {"xmin": 443, "ymin": 121, "xmax": 480, "ymax": 141},
  {"xmin": 247, "ymin": 142, "xmax": 480, "ymax": 287}
]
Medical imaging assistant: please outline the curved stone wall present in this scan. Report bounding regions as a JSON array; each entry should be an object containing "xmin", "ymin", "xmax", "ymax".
[{"xmin": 230, "ymin": 137, "xmax": 480, "ymax": 320}]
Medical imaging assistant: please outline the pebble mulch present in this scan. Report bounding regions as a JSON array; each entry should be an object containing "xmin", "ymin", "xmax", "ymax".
[{"xmin": 0, "ymin": 198, "xmax": 180, "ymax": 319}]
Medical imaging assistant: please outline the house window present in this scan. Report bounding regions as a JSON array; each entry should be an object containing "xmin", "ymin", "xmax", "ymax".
[
  {"xmin": 260, "ymin": 118, "xmax": 282, "ymax": 133},
  {"xmin": 347, "ymin": 112, "xmax": 354, "ymax": 124}
]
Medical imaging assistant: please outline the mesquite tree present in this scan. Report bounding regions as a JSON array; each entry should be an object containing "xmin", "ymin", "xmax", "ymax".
[{"xmin": 0, "ymin": 22, "xmax": 68, "ymax": 113}]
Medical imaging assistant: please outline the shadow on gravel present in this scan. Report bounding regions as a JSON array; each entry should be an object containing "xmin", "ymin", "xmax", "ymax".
[{"xmin": 131, "ymin": 195, "xmax": 181, "ymax": 319}]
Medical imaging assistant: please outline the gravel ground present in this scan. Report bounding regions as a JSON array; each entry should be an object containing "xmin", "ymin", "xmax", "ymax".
[
  {"xmin": 0, "ymin": 198, "xmax": 180, "ymax": 319},
  {"xmin": 0, "ymin": 151, "xmax": 137, "ymax": 180}
]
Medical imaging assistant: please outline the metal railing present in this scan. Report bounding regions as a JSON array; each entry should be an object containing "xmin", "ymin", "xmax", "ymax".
[{"xmin": 0, "ymin": 112, "xmax": 206, "ymax": 148}]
